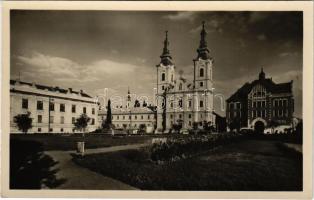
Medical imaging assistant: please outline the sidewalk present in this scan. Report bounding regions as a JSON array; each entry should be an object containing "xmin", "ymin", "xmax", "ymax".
[{"xmin": 45, "ymin": 143, "xmax": 148, "ymax": 190}]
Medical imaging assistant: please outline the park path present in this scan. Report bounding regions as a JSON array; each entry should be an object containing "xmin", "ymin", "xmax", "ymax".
[{"xmin": 45, "ymin": 143, "xmax": 148, "ymax": 190}]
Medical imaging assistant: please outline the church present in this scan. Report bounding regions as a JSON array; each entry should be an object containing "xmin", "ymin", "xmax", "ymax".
[{"xmin": 155, "ymin": 22, "xmax": 215, "ymax": 133}]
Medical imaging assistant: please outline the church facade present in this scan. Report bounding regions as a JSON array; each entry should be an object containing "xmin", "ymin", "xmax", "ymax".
[
  {"xmin": 155, "ymin": 22, "xmax": 215, "ymax": 132},
  {"xmin": 226, "ymin": 69, "xmax": 294, "ymax": 132}
]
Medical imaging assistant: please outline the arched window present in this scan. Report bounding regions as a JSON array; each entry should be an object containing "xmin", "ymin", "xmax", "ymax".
[
  {"xmin": 200, "ymin": 68, "xmax": 204, "ymax": 77},
  {"xmin": 161, "ymin": 73, "xmax": 165, "ymax": 81}
]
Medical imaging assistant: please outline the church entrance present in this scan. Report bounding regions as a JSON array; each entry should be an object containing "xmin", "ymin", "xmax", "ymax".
[{"xmin": 254, "ymin": 121, "xmax": 265, "ymax": 134}]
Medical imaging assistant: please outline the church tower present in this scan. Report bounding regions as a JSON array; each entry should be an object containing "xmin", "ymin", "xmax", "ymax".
[
  {"xmin": 192, "ymin": 21, "xmax": 215, "ymax": 124},
  {"xmin": 156, "ymin": 31, "xmax": 175, "ymax": 132},
  {"xmin": 193, "ymin": 21, "xmax": 213, "ymax": 91},
  {"xmin": 156, "ymin": 31, "xmax": 175, "ymax": 94}
]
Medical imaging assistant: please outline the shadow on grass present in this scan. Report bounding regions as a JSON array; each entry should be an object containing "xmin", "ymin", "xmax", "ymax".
[{"xmin": 10, "ymin": 139, "xmax": 67, "ymax": 189}]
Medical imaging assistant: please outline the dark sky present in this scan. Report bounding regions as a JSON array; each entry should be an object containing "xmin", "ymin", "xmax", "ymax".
[{"xmin": 10, "ymin": 10, "xmax": 303, "ymax": 117}]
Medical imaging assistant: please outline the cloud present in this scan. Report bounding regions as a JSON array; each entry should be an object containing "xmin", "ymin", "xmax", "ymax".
[
  {"xmin": 163, "ymin": 12, "xmax": 197, "ymax": 22},
  {"xmin": 14, "ymin": 52, "xmax": 155, "ymax": 101}
]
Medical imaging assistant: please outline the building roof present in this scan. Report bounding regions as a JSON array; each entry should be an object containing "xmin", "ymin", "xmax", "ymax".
[
  {"xmin": 227, "ymin": 71, "xmax": 293, "ymax": 102},
  {"xmin": 99, "ymin": 106, "xmax": 155, "ymax": 115},
  {"xmin": 10, "ymin": 79, "xmax": 92, "ymax": 98}
]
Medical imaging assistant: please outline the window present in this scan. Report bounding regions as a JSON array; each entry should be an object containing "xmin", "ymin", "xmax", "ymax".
[
  {"xmin": 38, "ymin": 128, "xmax": 41, "ymax": 132},
  {"xmin": 135, "ymin": 116, "xmax": 137, "ymax": 120},
  {"xmin": 49, "ymin": 116, "xmax": 54, "ymax": 123},
  {"xmin": 161, "ymin": 73, "xmax": 165, "ymax": 81},
  {"xmin": 189, "ymin": 121, "xmax": 191, "ymax": 126},
  {"xmin": 37, "ymin": 101, "xmax": 43, "ymax": 110},
  {"xmin": 188, "ymin": 100, "xmax": 192, "ymax": 108},
  {"xmin": 170, "ymin": 114, "xmax": 173, "ymax": 119},
  {"xmin": 123, "ymin": 116, "xmax": 125, "ymax": 120},
  {"xmin": 178, "ymin": 99, "xmax": 183, "ymax": 108},
  {"xmin": 91, "ymin": 118, "xmax": 95, "ymax": 125},
  {"xmin": 60, "ymin": 116, "xmax": 64, "ymax": 124},
  {"xmin": 257, "ymin": 101, "xmax": 261, "ymax": 108},
  {"xmin": 148, "ymin": 115, "xmax": 150, "ymax": 119},
  {"xmin": 199, "ymin": 82, "xmax": 203, "ymax": 87},
  {"xmin": 61, "ymin": 128, "xmax": 64, "ymax": 132},
  {"xmin": 200, "ymin": 68, "xmax": 204, "ymax": 77},
  {"xmin": 72, "ymin": 105, "xmax": 76, "ymax": 113},
  {"xmin": 60, "ymin": 104, "xmax": 65, "ymax": 112},
  {"xmin": 170, "ymin": 102, "xmax": 173, "ymax": 108},
  {"xmin": 189, "ymin": 114, "xmax": 192, "ymax": 118},
  {"xmin": 72, "ymin": 117, "xmax": 75, "ymax": 124},
  {"xmin": 274, "ymin": 100, "xmax": 278, "ymax": 107},
  {"xmin": 257, "ymin": 110, "xmax": 261, "ymax": 117},
  {"xmin": 141, "ymin": 115, "xmax": 143, "ymax": 119},
  {"xmin": 200, "ymin": 100, "xmax": 204, "ymax": 108},
  {"xmin": 179, "ymin": 83, "xmax": 182, "ymax": 90},
  {"xmin": 50, "ymin": 102, "xmax": 55, "ymax": 111},
  {"xmin": 279, "ymin": 100, "xmax": 282, "ymax": 107},
  {"xmin": 129, "ymin": 116, "xmax": 131, "ymax": 120},
  {"xmin": 83, "ymin": 107, "xmax": 86, "ymax": 114},
  {"xmin": 92, "ymin": 108, "xmax": 95, "ymax": 115},
  {"xmin": 22, "ymin": 99, "xmax": 28, "ymax": 109},
  {"xmin": 49, "ymin": 128, "xmax": 53, "ymax": 132},
  {"xmin": 179, "ymin": 114, "xmax": 182, "ymax": 119},
  {"xmin": 38, "ymin": 115, "xmax": 42, "ymax": 123},
  {"xmin": 171, "ymin": 74, "xmax": 173, "ymax": 82}
]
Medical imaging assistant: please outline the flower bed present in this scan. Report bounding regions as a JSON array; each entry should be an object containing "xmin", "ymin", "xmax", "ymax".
[{"xmin": 149, "ymin": 133, "xmax": 241, "ymax": 163}]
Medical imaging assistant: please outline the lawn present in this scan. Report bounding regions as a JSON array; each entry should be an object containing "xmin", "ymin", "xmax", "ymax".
[
  {"xmin": 73, "ymin": 139, "xmax": 302, "ymax": 191},
  {"xmin": 10, "ymin": 134, "xmax": 154, "ymax": 151}
]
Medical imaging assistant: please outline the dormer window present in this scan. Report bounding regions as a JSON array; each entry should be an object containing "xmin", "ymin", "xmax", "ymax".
[{"xmin": 200, "ymin": 68, "xmax": 204, "ymax": 77}]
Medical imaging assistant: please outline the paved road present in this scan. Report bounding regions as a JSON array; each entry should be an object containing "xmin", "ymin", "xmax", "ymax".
[{"xmin": 45, "ymin": 143, "xmax": 148, "ymax": 190}]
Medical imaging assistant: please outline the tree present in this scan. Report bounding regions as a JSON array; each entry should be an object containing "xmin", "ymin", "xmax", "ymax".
[
  {"xmin": 14, "ymin": 112, "xmax": 32, "ymax": 134},
  {"xmin": 172, "ymin": 120, "xmax": 183, "ymax": 134},
  {"xmin": 74, "ymin": 113, "xmax": 90, "ymax": 135},
  {"xmin": 203, "ymin": 121, "xmax": 212, "ymax": 133},
  {"xmin": 139, "ymin": 124, "xmax": 146, "ymax": 134}
]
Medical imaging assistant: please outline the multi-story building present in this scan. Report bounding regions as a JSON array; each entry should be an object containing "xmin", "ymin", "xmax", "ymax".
[
  {"xmin": 226, "ymin": 69, "xmax": 294, "ymax": 132},
  {"xmin": 155, "ymin": 22, "xmax": 215, "ymax": 132},
  {"xmin": 98, "ymin": 88, "xmax": 156, "ymax": 133},
  {"xmin": 10, "ymin": 79, "xmax": 98, "ymax": 133}
]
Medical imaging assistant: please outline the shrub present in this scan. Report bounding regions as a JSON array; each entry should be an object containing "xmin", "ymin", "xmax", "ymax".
[{"xmin": 149, "ymin": 133, "xmax": 240, "ymax": 162}]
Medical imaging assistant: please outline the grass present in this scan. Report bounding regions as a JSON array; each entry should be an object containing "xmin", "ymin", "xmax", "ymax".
[
  {"xmin": 10, "ymin": 134, "xmax": 154, "ymax": 151},
  {"xmin": 73, "ymin": 139, "xmax": 302, "ymax": 191}
]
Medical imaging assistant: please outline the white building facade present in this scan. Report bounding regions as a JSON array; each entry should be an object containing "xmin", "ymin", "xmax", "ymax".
[
  {"xmin": 98, "ymin": 89, "xmax": 156, "ymax": 133},
  {"xmin": 156, "ymin": 22, "xmax": 215, "ymax": 133},
  {"xmin": 10, "ymin": 80, "xmax": 98, "ymax": 133}
]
